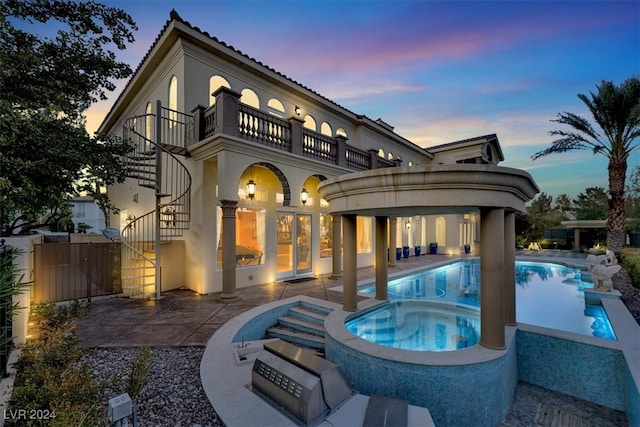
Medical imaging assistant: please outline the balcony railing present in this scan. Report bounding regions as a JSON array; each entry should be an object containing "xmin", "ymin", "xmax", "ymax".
[{"xmin": 188, "ymin": 87, "xmax": 398, "ymax": 171}]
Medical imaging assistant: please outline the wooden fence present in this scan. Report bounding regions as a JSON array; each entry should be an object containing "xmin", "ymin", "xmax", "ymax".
[{"xmin": 33, "ymin": 242, "xmax": 121, "ymax": 303}]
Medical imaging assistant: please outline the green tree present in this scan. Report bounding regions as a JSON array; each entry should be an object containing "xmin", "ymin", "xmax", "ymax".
[
  {"xmin": 573, "ymin": 187, "xmax": 608, "ymax": 220},
  {"xmin": 526, "ymin": 192, "xmax": 559, "ymax": 242},
  {"xmin": 0, "ymin": 0, "xmax": 136, "ymax": 236},
  {"xmin": 532, "ymin": 77, "xmax": 640, "ymax": 253},
  {"xmin": 554, "ymin": 194, "xmax": 573, "ymax": 220}
]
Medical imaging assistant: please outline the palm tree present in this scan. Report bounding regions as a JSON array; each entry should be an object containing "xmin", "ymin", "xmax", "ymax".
[{"xmin": 533, "ymin": 77, "xmax": 640, "ymax": 253}]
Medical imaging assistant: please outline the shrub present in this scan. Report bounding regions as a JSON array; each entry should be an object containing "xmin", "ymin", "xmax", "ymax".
[
  {"xmin": 128, "ymin": 347, "xmax": 152, "ymax": 399},
  {"xmin": 6, "ymin": 301, "xmax": 105, "ymax": 426},
  {"xmin": 620, "ymin": 247, "xmax": 640, "ymax": 289}
]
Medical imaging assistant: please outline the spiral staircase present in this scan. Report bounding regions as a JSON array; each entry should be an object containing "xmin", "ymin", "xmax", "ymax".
[{"xmin": 120, "ymin": 103, "xmax": 192, "ymax": 298}]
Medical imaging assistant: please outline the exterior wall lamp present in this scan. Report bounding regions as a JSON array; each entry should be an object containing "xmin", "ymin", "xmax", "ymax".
[
  {"xmin": 246, "ymin": 165, "xmax": 256, "ymax": 200},
  {"xmin": 246, "ymin": 179, "xmax": 256, "ymax": 200},
  {"xmin": 294, "ymin": 105, "xmax": 301, "ymax": 116},
  {"xmin": 300, "ymin": 188, "xmax": 308, "ymax": 205}
]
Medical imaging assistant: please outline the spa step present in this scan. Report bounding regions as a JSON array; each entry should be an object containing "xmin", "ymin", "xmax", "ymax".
[
  {"xmin": 277, "ymin": 315, "xmax": 326, "ymax": 337},
  {"xmin": 266, "ymin": 326, "xmax": 325, "ymax": 350},
  {"xmin": 288, "ymin": 305, "xmax": 329, "ymax": 325}
]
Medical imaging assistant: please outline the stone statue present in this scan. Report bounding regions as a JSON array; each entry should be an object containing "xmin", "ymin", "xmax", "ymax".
[{"xmin": 586, "ymin": 250, "xmax": 621, "ymax": 291}]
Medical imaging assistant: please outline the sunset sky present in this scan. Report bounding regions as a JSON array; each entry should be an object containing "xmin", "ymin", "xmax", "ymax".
[{"xmin": 81, "ymin": 0, "xmax": 639, "ymax": 199}]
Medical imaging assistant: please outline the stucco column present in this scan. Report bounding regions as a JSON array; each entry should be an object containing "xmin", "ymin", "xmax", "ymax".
[
  {"xmin": 389, "ymin": 217, "xmax": 397, "ymax": 267},
  {"xmin": 330, "ymin": 214, "xmax": 342, "ymax": 279},
  {"xmin": 220, "ymin": 200, "xmax": 239, "ymax": 299},
  {"xmin": 375, "ymin": 216, "xmax": 388, "ymax": 301},
  {"xmin": 480, "ymin": 207, "xmax": 505, "ymax": 349},
  {"xmin": 343, "ymin": 214, "xmax": 358, "ymax": 312},
  {"xmin": 504, "ymin": 211, "xmax": 516, "ymax": 326}
]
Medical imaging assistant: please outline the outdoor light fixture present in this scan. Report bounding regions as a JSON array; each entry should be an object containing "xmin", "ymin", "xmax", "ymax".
[
  {"xmin": 294, "ymin": 105, "xmax": 301, "ymax": 116},
  {"xmin": 246, "ymin": 165, "xmax": 256, "ymax": 200},
  {"xmin": 406, "ymin": 220, "xmax": 411, "ymax": 229},
  {"xmin": 300, "ymin": 188, "xmax": 308, "ymax": 205},
  {"xmin": 246, "ymin": 179, "xmax": 256, "ymax": 200}
]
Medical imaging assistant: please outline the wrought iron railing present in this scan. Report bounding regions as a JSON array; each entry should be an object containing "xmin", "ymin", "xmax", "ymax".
[{"xmin": 120, "ymin": 102, "xmax": 192, "ymax": 297}]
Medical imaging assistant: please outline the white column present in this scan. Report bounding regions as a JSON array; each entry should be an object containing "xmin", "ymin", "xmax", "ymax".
[{"xmin": 220, "ymin": 200, "xmax": 238, "ymax": 299}]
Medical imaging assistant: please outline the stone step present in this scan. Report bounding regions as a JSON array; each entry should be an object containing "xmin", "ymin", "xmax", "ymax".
[
  {"xmin": 289, "ymin": 305, "xmax": 328, "ymax": 325},
  {"xmin": 277, "ymin": 315, "xmax": 325, "ymax": 337},
  {"xmin": 266, "ymin": 326, "xmax": 325, "ymax": 350}
]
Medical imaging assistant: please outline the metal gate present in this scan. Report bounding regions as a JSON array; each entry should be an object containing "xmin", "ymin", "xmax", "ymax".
[{"xmin": 33, "ymin": 242, "xmax": 121, "ymax": 303}]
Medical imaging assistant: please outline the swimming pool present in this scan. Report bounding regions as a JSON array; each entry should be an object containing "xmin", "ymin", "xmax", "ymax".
[
  {"xmin": 357, "ymin": 260, "xmax": 616, "ymax": 340},
  {"xmin": 346, "ymin": 300, "xmax": 480, "ymax": 351}
]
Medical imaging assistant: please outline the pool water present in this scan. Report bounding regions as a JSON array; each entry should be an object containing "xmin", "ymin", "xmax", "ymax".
[
  {"xmin": 346, "ymin": 301, "xmax": 480, "ymax": 351},
  {"xmin": 357, "ymin": 260, "xmax": 616, "ymax": 341}
]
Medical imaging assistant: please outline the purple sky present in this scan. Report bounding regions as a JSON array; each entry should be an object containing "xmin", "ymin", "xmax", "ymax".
[{"xmin": 81, "ymin": 0, "xmax": 640, "ymax": 199}]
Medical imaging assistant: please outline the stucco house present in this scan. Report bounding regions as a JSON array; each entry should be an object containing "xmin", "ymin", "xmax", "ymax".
[{"xmin": 100, "ymin": 11, "xmax": 505, "ymax": 298}]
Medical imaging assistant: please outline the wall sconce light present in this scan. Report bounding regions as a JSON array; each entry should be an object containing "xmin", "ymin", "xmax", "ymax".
[
  {"xmin": 246, "ymin": 178, "xmax": 256, "ymax": 200},
  {"xmin": 300, "ymin": 188, "xmax": 308, "ymax": 205},
  {"xmin": 246, "ymin": 165, "xmax": 256, "ymax": 200},
  {"xmin": 294, "ymin": 105, "xmax": 301, "ymax": 116},
  {"xmin": 405, "ymin": 220, "xmax": 411, "ymax": 229},
  {"xmin": 133, "ymin": 193, "xmax": 139, "ymax": 203}
]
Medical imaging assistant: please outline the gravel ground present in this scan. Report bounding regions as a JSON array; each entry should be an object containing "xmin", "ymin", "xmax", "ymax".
[
  {"xmin": 80, "ymin": 347, "xmax": 224, "ymax": 427},
  {"xmin": 78, "ymin": 272, "xmax": 638, "ymax": 427}
]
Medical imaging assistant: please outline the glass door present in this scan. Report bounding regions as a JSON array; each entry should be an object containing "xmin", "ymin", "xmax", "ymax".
[
  {"xmin": 276, "ymin": 212, "xmax": 313, "ymax": 279},
  {"xmin": 276, "ymin": 213, "xmax": 293, "ymax": 279},
  {"xmin": 296, "ymin": 214, "xmax": 312, "ymax": 276}
]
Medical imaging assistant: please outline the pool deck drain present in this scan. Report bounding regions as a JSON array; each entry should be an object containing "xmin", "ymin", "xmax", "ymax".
[{"xmin": 535, "ymin": 403, "xmax": 591, "ymax": 426}]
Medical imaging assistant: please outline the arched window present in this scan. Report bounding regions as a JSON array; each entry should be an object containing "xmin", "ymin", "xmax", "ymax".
[
  {"xmin": 436, "ymin": 216, "xmax": 446, "ymax": 246},
  {"xmin": 168, "ymin": 76, "xmax": 178, "ymax": 125},
  {"xmin": 378, "ymin": 148, "xmax": 385, "ymax": 158},
  {"xmin": 336, "ymin": 128, "xmax": 348, "ymax": 138},
  {"xmin": 209, "ymin": 75, "xmax": 231, "ymax": 106},
  {"xmin": 303, "ymin": 115, "xmax": 316, "ymax": 131},
  {"xmin": 145, "ymin": 102, "xmax": 153, "ymax": 139},
  {"xmin": 387, "ymin": 152, "xmax": 394, "ymax": 160},
  {"xmin": 168, "ymin": 76, "xmax": 178, "ymax": 111},
  {"xmin": 320, "ymin": 122, "xmax": 332, "ymax": 136},
  {"xmin": 240, "ymin": 88, "xmax": 259, "ymax": 108},
  {"xmin": 267, "ymin": 98, "xmax": 285, "ymax": 118}
]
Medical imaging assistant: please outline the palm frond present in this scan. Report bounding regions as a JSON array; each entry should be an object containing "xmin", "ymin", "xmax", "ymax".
[{"xmin": 535, "ymin": 77, "xmax": 640, "ymax": 163}]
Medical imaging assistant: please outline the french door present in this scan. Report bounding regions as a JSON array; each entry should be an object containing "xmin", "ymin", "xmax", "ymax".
[{"xmin": 276, "ymin": 212, "xmax": 312, "ymax": 279}]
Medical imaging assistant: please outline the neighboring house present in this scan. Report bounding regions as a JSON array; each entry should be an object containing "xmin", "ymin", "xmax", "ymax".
[
  {"xmin": 100, "ymin": 11, "xmax": 506, "ymax": 297},
  {"xmin": 70, "ymin": 196, "xmax": 105, "ymax": 233}
]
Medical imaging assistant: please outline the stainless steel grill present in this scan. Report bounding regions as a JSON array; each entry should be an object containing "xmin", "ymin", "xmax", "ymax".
[{"xmin": 251, "ymin": 340, "xmax": 354, "ymax": 426}]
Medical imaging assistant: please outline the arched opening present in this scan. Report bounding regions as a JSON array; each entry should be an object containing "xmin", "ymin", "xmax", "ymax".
[
  {"xmin": 320, "ymin": 122, "xmax": 332, "ymax": 136},
  {"xmin": 209, "ymin": 75, "xmax": 231, "ymax": 106},
  {"xmin": 168, "ymin": 76, "xmax": 178, "ymax": 124},
  {"xmin": 303, "ymin": 115, "xmax": 316, "ymax": 131},
  {"xmin": 240, "ymin": 88, "xmax": 260, "ymax": 109},
  {"xmin": 267, "ymin": 98, "xmax": 285, "ymax": 118}
]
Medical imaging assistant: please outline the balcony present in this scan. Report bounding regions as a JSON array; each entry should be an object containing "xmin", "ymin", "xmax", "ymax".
[{"xmin": 185, "ymin": 87, "xmax": 398, "ymax": 171}]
